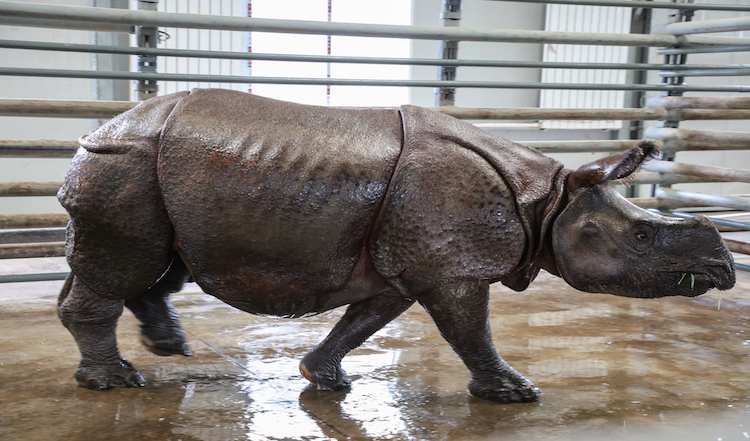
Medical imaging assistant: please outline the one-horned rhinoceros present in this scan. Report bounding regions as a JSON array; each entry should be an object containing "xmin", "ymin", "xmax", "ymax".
[{"xmin": 57, "ymin": 88, "xmax": 735, "ymax": 402}]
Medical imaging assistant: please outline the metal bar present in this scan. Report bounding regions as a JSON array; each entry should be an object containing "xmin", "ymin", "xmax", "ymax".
[
  {"xmin": 0, "ymin": 39, "xmax": 736, "ymax": 72},
  {"xmin": 654, "ymin": 209, "xmax": 750, "ymax": 231},
  {"xmin": 628, "ymin": 172, "xmax": 722, "ymax": 185},
  {"xmin": 0, "ymin": 1, "xmax": 742, "ymax": 48},
  {"xmin": 0, "ymin": 182, "xmax": 61, "ymax": 197},
  {"xmin": 0, "ymin": 272, "xmax": 70, "ymax": 283},
  {"xmin": 724, "ymin": 238, "xmax": 750, "ymax": 256},
  {"xmin": 2, "ymin": 67, "xmax": 750, "ymax": 93},
  {"xmin": 0, "ymin": 140, "xmax": 79, "ymax": 158},
  {"xmin": 490, "ymin": 0, "xmax": 750, "ymax": 13},
  {"xmin": 0, "ymin": 242, "xmax": 65, "ymax": 259},
  {"xmin": 6, "ymin": 99, "xmax": 750, "ymax": 121},
  {"xmin": 629, "ymin": 197, "xmax": 685, "ymax": 209},
  {"xmin": 0, "ymin": 16, "xmax": 132, "ymax": 33},
  {"xmin": 659, "ymin": 68, "xmax": 750, "ymax": 77},
  {"xmin": 655, "ymin": 187, "xmax": 750, "ymax": 211},
  {"xmin": 0, "ymin": 227, "xmax": 66, "ymax": 244},
  {"xmin": 659, "ymin": 141, "xmax": 750, "ymax": 151},
  {"xmin": 644, "ymin": 127, "xmax": 750, "ymax": 146},
  {"xmin": 440, "ymin": 107, "xmax": 669, "ymax": 120},
  {"xmin": 0, "ymin": 98, "xmax": 135, "ymax": 118},
  {"xmin": 659, "ymin": 45, "xmax": 750, "ymax": 55},
  {"xmin": 0, "ymin": 214, "xmax": 69, "ymax": 229},
  {"xmin": 642, "ymin": 160, "xmax": 750, "ymax": 183},
  {"xmin": 653, "ymin": 16, "xmax": 750, "ymax": 36},
  {"xmin": 5, "ymin": 139, "xmax": 736, "ymax": 156},
  {"xmin": 646, "ymin": 96, "xmax": 750, "ymax": 109}
]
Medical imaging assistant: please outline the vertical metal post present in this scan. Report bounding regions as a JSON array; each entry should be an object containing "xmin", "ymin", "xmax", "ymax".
[
  {"xmin": 435, "ymin": 0, "xmax": 461, "ymax": 107},
  {"xmin": 620, "ymin": 4, "xmax": 652, "ymax": 198},
  {"xmin": 135, "ymin": 0, "xmax": 159, "ymax": 100},
  {"xmin": 620, "ymin": 5, "xmax": 652, "ymax": 142},
  {"xmin": 90, "ymin": 0, "xmax": 129, "ymax": 106},
  {"xmin": 653, "ymin": 1, "xmax": 694, "ymax": 200}
]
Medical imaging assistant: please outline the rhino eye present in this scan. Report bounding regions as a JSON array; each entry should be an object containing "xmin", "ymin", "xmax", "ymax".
[{"xmin": 631, "ymin": 223, "xmax": 655, "ymax": 250}]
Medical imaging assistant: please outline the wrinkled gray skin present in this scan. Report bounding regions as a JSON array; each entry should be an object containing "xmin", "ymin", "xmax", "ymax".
[{"xmin": 57, "ymin": 89, "xmax": 735, "ymax": 403}]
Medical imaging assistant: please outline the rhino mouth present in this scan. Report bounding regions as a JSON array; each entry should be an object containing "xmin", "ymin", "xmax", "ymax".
[{"xmin": 666, "ymin": 264, "xmax": 735, "ymax": 296}]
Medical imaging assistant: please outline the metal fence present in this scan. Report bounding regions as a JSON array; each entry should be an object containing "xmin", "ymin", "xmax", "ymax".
[{"xmin": 2, "ymin": 0, "xmax": 750, "ymax": 281}]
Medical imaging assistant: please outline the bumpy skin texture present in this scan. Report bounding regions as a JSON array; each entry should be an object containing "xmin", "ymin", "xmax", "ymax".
[{"xmin": 58, "ymin": 89, "xmax": 735, "ymax": 401}]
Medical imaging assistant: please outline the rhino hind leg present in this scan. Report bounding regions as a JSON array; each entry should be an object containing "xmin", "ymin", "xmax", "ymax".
[
  {"xmin": 300, "ymin": 290, "xmax": 414, "ymax": 390},
  {"xmin": 58, "ymin": 276, "xmax": 146, "ymax": 390},
  {"xmin": 418, "ymin": 281, "xmax": 541, "ymax": 403},
  {"xmin": 124, "ymin": 255, "xmax": 192, "ymax": 357}
]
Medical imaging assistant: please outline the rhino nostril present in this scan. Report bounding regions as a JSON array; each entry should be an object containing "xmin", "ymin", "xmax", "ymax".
[{"xmin": 706, "ymin": 264, "xmax": 735, "ymax": 288}]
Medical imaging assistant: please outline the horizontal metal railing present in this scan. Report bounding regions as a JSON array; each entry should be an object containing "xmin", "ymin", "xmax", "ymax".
[{"xmin": 0, "ymin": 1, "xmax": 742, "ymax": 47}]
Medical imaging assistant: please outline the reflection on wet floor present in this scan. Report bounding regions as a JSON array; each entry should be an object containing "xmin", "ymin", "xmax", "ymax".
[{"xmin": 2, "ymin": 260, "xmax": 750, "ymax": 440}]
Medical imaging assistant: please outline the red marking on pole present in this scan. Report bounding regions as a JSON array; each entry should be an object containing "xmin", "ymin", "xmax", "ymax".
[
  {"xmin": 247, "ymin": 0, "xmax": 253, "ymax": 94},
  {"xmin": 327, "ymin": 0, "xmax": 332, "ymax": 105}
]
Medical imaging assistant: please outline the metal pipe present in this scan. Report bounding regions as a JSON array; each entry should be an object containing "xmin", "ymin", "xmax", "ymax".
[
  {"xmin": 660, "ymin": 141, "xmax": 750, "ymax": 151},
  {"xmin": 0, "ymin": 182, "xmax": 61, "ymax": 197},
  {"xmin": 654, "ymin": 209, "xmax": 750, "ymax": 231},
  {"xmin": 438, "ymin": 107, "xmax": 668, "ymax": 120},
  {"xmin": 0, "ymin": 98, "xmax": 134, "ymax": 118},
  {"xmin": 0, "ymin": 16, "xmax": 132, "ymax": 33},
  {"xmin": 0, "ymin": 140, "xmax": 672, "ymax": 155},
  {"xmin": 0, "ymin": 39, "xmax": 736, "ymax": 71},
  {"xmin": 492, "ymin": 0, "xmax": 750, "ymax": 12},
  {"xmin": 0, "ymin": 214, "xmax": 69, "ymax": 229},
  {"xmin": 644, "ymin": 127, "xmax": 750, "ymax": 146},
  {"xmin": 655, "ymin": 187, "xmax": 750, "ymax": 211},
  {"xmin": 659, "ymin": 68, "xmax": 750, "ymax": 77},
  {"xmin": 0, "ymin": 242, "xmax": 65, "ymax": 259},
  {"xmin": 659, "ymin": 45, "xmax": 750, "ymax": 56},
  {"xmin": 653, "ymin": 16, "xmax": 750, "ymax": 36},
  {"xmin": 6, "ymin": 99, "xmax": 750, "ymax": 121},
  {"xmin": 0, "ymin": 140, "xmax": 79, "ymax": 157},
  {"xmin": 627, "ymin": 172, "xmax": 721, "ymax": 185},
  {"xmin": 3, "ymin": 67, "xmax": 750, "ymax": 93},
  {"xmin": 642, "ymin": 160, "xmax": 750, "ymax": 183},
  {"xmin": 0, "ymin": 227, "xmax": 66, "ymax": 244},
  {"xmin": 724, "ymin": 238, "xmax": 750, "ymax": 256},
  {"xmin": 0, "ymin": 272, "xmax": 70, "ymax": 283},
  {"xmin": 0, "ymin": 0, "xmax": 742, "ymax": 48},
  {"xmin": 628, "ymin": 197, "xmax": 686, "ymax": 209},
  {"xmin": 646, "ymin": 96, "xmax": 750, "ymax": 109}
]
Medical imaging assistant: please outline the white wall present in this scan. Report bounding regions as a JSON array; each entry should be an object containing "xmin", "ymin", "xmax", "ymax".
[{"xmin": 0, "ymin": 0, "xmax": 98, "ymax": 215}]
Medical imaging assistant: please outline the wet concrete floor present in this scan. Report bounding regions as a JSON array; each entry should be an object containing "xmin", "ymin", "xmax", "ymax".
[{"xmin": 2, "ymin": 257, "xmax": 750, "ymax": 440}]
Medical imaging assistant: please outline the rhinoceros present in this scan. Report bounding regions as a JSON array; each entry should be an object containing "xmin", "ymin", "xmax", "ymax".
[{"xmin": 57, "ymin": 88, "xmax": 735, "ymax": 403}]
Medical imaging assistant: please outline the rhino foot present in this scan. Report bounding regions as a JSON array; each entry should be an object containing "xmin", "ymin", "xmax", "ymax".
[
  {"xmin": 75, "ymin": 359, "xmax": 147, "ymax": 390},
  {"xmin": 140, "ymin": 330, "xmax": 192, "ymax": 357},
  {"xmin": 299, "ymin": 357, "xmax": 351, "ymax": 391},
  {"xmin": 468, "ymin": 378, "xmax": 541, "ymax": 403}
]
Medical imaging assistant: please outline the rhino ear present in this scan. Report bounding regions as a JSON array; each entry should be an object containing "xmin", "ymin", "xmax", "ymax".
[{"xmin": 567, "ymin": 140, "xmax": 660, "ymax": 193}]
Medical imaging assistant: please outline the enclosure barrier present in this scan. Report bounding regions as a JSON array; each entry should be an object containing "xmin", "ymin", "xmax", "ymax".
[{"xmin": 3, "ymin": 0, "xmax": 750, "ymax": 281}]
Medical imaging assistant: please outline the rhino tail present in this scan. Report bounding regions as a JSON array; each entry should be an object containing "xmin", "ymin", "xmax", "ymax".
[{"xmin": 58, "ymin": 272, "xmax": 74, "ymax": 307}]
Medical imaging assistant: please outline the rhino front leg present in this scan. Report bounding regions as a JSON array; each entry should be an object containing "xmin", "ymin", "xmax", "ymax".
[
  {"xmin": 418, "ymin": 280, "xmax": 541, "ymax": 403},
  {"xmin": 300, "ymin": 290, "xmax": 415, "ymax": 390},
  {"xmin": 58, "ymin": 275, "xmax": 146, "ymax": 390},
  {"xmin": 124, "ymin": 256, "xmax": 192, "ymax": 357}
]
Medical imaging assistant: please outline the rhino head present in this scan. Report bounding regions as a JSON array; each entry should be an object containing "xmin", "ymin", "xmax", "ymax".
[{"xmin": 551, "ymin": 141, "xmax": 736, "ymax": 298}]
